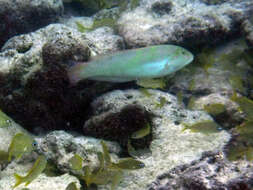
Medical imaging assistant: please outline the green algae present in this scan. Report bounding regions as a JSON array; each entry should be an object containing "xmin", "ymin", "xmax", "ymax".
[
  {"xmin": 182, "ymin": 120, "xmax": 221, "ymax": 134},
  {"xmin": 203, "ymin": 103, "xmax": 226, "ymax": 116}
]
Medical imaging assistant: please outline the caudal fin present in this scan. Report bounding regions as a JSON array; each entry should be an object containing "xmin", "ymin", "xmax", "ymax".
[
  {"xmin": 13, "ymin": 173, "xmax": 23, "ymax": 188},
  {"xmin": 67, "ymin": 62, "xmax": 88, "ymax": 85}
]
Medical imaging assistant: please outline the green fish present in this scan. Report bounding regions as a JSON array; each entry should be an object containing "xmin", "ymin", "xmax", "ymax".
[
  {"xmin": 131, "ymin": 123, "xmax": 151, "ymax": 139},
  {"xmin": 69, "ymin": 154, "xmax": 83, "ymax": 171},
  {"xmin": 68, "ymin": 45, "xmax": 193, "ymax": 84},
  {"xmin": 0, "ymin": 109, "xmax": 12, "ymax": 128},
  {"xmin": 66, "ymin": 182, "xmax": 79, "ymax": 190},
  {"xmin": 13, "ymin": 155, "xmax": 47, "ymax": 188},
  {"xmin": 8, "ymin": 133, "xmax": 37, "ymax": 162}
]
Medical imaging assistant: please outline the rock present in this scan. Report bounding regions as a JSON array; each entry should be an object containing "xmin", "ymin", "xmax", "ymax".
[
  {"xmin": 35, "ymin": 130, "xmax": 121, "ymax": 173},
  {"xmin": 85, "ymin": 27, "xmax": 125, "ymax": 55},
  {"xmin": 148, "ymin": 151, "xmax": 253, "ymax": 190},
  {"xmin": 0, "ymin": 160, "xmax": 80, "ymax": 190},
  {"xmin": 0, "ymin": 23, "xmax": 124, "ymax": 131},
  {"xmin": 242, "ymin": 19, "xmax": 253, "ymax": 47},
  {"xmin": 190, "ymin": 93, "xmax": 244, "ymax": 129},
  {"xmin": 168, "ymin": 39, "xmax": 253, "ymax": 128},
  {"xmin": 117, "ymin": 0, "xmax": 253, "ymax": 48},
  {"xmin": 83, "ymin": 89, "xmax": 230, "ymax": 190},
  {"xmin": 0, "ymin": 0, "xmax": 63, "ymax": 48}
]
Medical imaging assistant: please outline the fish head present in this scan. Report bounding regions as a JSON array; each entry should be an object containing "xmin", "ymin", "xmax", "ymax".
[{"xmin": 164, "ymin": 46, "xmax": 194, "ymax": 74}]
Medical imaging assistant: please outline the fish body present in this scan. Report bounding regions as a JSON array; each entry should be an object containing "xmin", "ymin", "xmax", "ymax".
[
  {"xmin": 0, "ymin": 109, "xmax": 12, "ymax": 128},
  {"xmin": 69, "ymin": 154, "xmax": 83, "ymax": 171},
  {"xmin": 13, "ymin": 155, "xmax": 47, "ymax": 188},
  {"xmin": 68, "ymin": 45, "xmax": 194, "ymax": 84},
  {"xmin": 131, "ymin": 123, "xmax": 151, "ymax": 139},
  {"xmin": 66, "ymin": 182, "xmax": 79, "ymax": 190},
  {"xmin": 182, "ymin": 120, "xmax": 221, "ymax": 134},
  {"xmin": 111, "ymin": 158, "xmax": 145, "ymax": 170},
  {"xmin": 8, "ymin": 133, "xmax": 37, "ymax": 162}
]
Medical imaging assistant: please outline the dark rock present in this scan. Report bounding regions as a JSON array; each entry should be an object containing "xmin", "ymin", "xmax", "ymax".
[
  {"xmin": 148, "ymin": 151, "xmax": 253, "ymax": 190},
  {"xmin": 0, "ymin": 0, "xmax": 63, "ymax": 48}
]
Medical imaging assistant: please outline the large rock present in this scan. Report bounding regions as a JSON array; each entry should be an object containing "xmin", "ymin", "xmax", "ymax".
[
  {"xmin": 83, "ymin": 89, "xmax": 230, "ymax": 190},
  {"xmin": 118, "ymin": 0, "xmax": 253, "ymax": 48},
  {"xmin": 0, "ymin": 0, "xmax": 63, "ymax": 48},
  {"xmin": 148, "ymin": 151, "xmax": 253, "ymax": 190},
  {"xmin": 0, "ymin": 23, "xmax": 124, "ymax": 131}
]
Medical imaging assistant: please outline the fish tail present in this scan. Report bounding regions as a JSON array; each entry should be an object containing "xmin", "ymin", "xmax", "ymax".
[
  {"xmin": 67, "ymin": 61, "xmax": 88, "ymax": 85},
  {"xmin": 13, "ymin": 173, "xmax": 23, "ymax": 188}
]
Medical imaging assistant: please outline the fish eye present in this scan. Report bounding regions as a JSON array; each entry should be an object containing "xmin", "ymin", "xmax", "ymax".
[{"xmin": 32, "ymin": 141, "xmax": 38, "ymax": 147}]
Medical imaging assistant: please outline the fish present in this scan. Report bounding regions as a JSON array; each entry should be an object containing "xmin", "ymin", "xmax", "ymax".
[
  {"xmin": 230, "ymin": 92, "xmax": 253, "ymax": 121},
  {"xmin": 13, "ymin": 155, "xmax": 47, "ymax": 188},
  {"xmin": 111, "ymin": 158, "xmax": 145, "ymax": 170},
  {"xmin": 0, "ymin": 150, "xmax": 9, "ymax": 164},
  {"xmin": 66, "ymin": 182, "xmax": 79, "ymax": 190},
  {"xmin": 8, "ymin": 133, "xmax": 37, "ymax": 162},
  {"xmin": 69, "ymin": 154, "xmax": 83, "ymax": 171},
  {"xmin": 101, "ymin": 141, "xmax": 111, "ymax": 167},
  {"xmin": 68, "ymin": 45, "xmax": 194, "ymax": 84},
  {"xmin": 0, "ymin": 109, "xmax": 12, "ymax": 128},
  {"xmin": 131, "ymin": 123, "xmax": 151, "ymax": 139},
  {"xmin": 182, "ymin": 120, "xmax": 221, "ymax": 134},
  {"xmin": 136, "ymin": 78, "xmax": 166, "ymax": 89}
]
